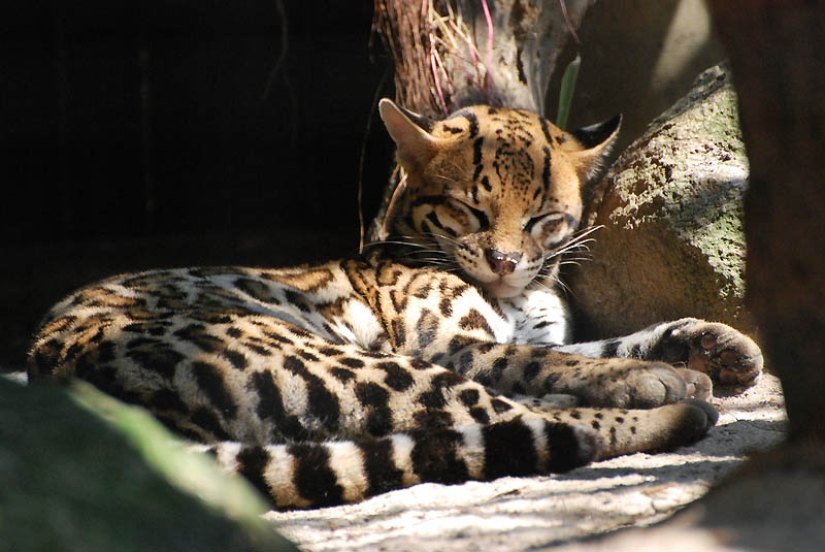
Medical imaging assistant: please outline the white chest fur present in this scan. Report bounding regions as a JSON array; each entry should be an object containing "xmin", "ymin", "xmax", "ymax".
[{"xmin": 498, "ymin": 289, "xmax": 572, "ymax": 347}]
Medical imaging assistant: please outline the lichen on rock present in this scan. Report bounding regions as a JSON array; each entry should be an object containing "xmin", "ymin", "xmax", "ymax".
[{"xmin": 569, "ymin": 63, "xmax": 754, "ymax": 341}]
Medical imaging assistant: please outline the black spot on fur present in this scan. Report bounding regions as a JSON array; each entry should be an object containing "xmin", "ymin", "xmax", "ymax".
[
  {"xmin": 523, "ymin": 361, "xmax": 542, "ymax": 382},
  {"xmin": 76, "ymin": 358, "xmax": 138, "ymax": 403},
  {"xmin": 601, "ymin": 339, "xmax": 621, "ymax": 358},
  {"xmin": 458, "ymin": 388, "xmax": 480, "ymax": 407},
  {"xmin": 283, "ymin": 290, "xmax": 314, "ymax": 313},
  {"xmin": 439, "ymin": 297, "xmax": 453, "ymax": 318},
  {"xmin": 331, "ymin": 367, "xmax": 356, "ymax": 382},
  {"xmin": 458, "ymin": 309, "xmax": 495, "ymax": 335},
  {"xmin": 410, "ymin": 429, "xmax": 469, "ymax": 484},
  {"xmin": 236, "ymin": 446, "xmax": 274, "ymax": 502},
  {"xmin": 484, "ymin": 420, "xmax": 538, "ymax": 479},
  {"xmin": 339, "ymin": 357, "xmax": 365, "ymax": 368},
  {"xmin": 417, "ymin": 389, "xmax": 446, "ymax": 409},
  {"xmin": 149, "ymin": 389, "xmax": 189, "ymax": 414},
  {"xmin": 298, "ymin": 350, "xmax": 320, "ymax": 363},
  {"xmin": 97, "ymin": 340, "xmax": 116, "ymax": 363},
  {"xmin": 473, "ymin": 137, "xmax": 484, "ymax": 164},
  {"xmin": 243, "ymin": 342, "xmax": 272, "ymax": 357},
  {"xmin": 463, "ymin": 112, "xmax": 479, "ymax": 138},
  {"xmin": 192, "ymin": 361, "xmax": 237, "ymax": 419},
  {"xmin": 355, "ymin": 382, "xmax": 394, "ymax": 436},
  {"xmin": 355, "ymin": 382, "xmax": 389, "ymax": 407},
  {"xmin": 173, "ymin": 324, "xmax": 224, "ymax": 353},
  {"xmin": 289, "ymin": 443, "xmax": 345, "ymax": 507},
  {"xmin": 469, "ymin": 407, "xmax": 491, "ymax": 424},
  {"xmin": 542, "ymin": 373, "xmax": 561, "ymax": 393},
  {"xmin": 409, "ymin": 358, "xmax": 432, "ymax": 370},
  {"xmin": 234, "ymin": 277, "xmax": 280, "ymax": 304},
  {"xmin": 416, "ymin": 309, "xmax": 440, "ymax": 349},
  {"xmin": 453, "ymin": 349, "xmax": 475, "ymax": 375},
  {"xmin": 545, "ymin": 422, "xmax": 599, "ymax": 472},
  {"xmin": 191, "ymin": 407, "xmax": 232, "ymax": 440},
  {"xmin": 222, "ymin": 349, "xmax": 248, "ymax": 370},
  {"xmin": 125, "ymin": 338, "xmax": 183, "ymax": 379},
  {"xmin": 250, "ymin": 370, "xmax": 306, "ymax": 440},
  {"xmin": 491, "ymin": 357, "xmax": 508, "ymax": 381},
  {"xmin": 262, "ymin": 330, "xmax": 294, "ymax": 346},
  {"xmin": 28, "ymin": 339, "xmax": 63, "ymax": 377},
  {"xmin": 449, "ymin": 335, "xmax": 483, "ymax": 355},
  {"xmin": 391, "ymin": 318, "xmax": 407, "ymax": 347},
  {"xmin": 358, "ymin": 439, "xmax": 405, "ymax": 498},
  {"xmin": 283, "ymin": 355, "xmax": 340, "ymax": 433},
  {"xmin": 377, "ymin": 361, "xmax": 414, "ymax": 391},
  {"xmin": 491, "ymin": 398, "xmax": 513, "ymax": 414},
  {"xmin": 413, "ymin": 409, "xmax": 454, "ymax": 428}
]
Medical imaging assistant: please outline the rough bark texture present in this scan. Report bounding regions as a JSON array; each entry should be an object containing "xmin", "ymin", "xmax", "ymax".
[
  {"xmin": 708, "ymin": 1, "xmax": 825, "ymax": 443},
  {"xmin": 568, "ymin": 63, "xmax": 753, "ymax": 341},
  {"xmin": 373, "ymin": 0, "xmax": 593, "ymax": 118}
]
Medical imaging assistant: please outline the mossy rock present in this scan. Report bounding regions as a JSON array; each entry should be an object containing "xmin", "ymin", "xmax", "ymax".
[
  {"xmin": 569, "ymin": 63, "xmax": 755, "ymax": 341},
  {"xmin": 0, "ymin": 377, "xmax": 297, "ymax": 552}
]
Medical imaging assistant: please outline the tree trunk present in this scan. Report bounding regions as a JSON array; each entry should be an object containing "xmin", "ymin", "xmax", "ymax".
[
  {"xmin": 372, "ymin": 0, "xmax": 592, "ymax": 118},
  {"xmin": 708, "ymin": 0, "xmax": 825, "ymax": 442}
]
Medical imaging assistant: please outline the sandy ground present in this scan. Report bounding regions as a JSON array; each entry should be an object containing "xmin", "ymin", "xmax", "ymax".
[{"xmin": 266, "ymin": 374, "xmax": 786, "ymax": 551}]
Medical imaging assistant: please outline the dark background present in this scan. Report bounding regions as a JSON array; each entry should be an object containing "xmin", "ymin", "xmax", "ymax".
[{"xmin": 1, "ymin": 1, "xmax": 393, "ymax": 366}]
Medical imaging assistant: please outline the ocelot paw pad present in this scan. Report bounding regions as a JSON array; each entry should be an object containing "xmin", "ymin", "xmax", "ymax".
[{"xmin": 661, "ymin": 319, "xmax": 763, "ymax": 394}]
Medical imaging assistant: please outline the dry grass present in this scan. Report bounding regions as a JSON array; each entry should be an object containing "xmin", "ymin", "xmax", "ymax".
[{"xmin": 373, "ymin": 0, "xmax": 492, "ymax": 117}]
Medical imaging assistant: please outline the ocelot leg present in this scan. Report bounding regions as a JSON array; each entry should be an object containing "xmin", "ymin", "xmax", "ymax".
[
  {"xmin": 445, "ymin": 342, "xmax": 695, "ymax": 408},
  {"xmin": 555, "ymin": 318, "xmax": 764, "ymax": 395}
]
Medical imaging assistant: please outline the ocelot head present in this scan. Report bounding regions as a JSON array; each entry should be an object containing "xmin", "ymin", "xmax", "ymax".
[{"xmin": 378, "ymin": 99, "xmax": 620, "ymax": 299}]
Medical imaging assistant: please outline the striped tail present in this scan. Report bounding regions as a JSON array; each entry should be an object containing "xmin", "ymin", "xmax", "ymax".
[{"xmin": 201, "ymin": 418, "xmax": 600, "ymax": 509}]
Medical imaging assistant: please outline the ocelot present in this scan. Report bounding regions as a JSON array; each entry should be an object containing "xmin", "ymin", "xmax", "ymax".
[{"xmin": 27, "ymin": 99, "xmax": 763, "ymax": 509}]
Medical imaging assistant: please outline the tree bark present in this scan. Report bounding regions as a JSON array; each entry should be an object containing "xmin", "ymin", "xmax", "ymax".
[
  {"xmin": 373, "ymin": 0, "xmax": 592, "ymax": 118},
  {"xmin": 708, "ymin": 0, "xmax": 825, "ymax": 442}
]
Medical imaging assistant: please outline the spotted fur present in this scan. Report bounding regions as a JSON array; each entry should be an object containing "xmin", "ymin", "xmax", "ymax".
[{"xmin": 27, "ymin": 99, "xmax": 763, "ymax": 509}]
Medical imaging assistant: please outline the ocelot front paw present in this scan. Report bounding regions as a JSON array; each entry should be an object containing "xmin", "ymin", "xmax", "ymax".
[
  {"xmin": 656, "ymin": 318, "xmax": 763, "ymax": 394},
  {"xmin": 555, "ymin": 359, "xmax": 690, "ymax": 409}
]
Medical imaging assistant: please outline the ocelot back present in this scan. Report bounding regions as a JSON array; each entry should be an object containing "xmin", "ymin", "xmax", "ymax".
[{"xmin": 27, "ymin": 99, "xmax": 763, "ymax": 509}]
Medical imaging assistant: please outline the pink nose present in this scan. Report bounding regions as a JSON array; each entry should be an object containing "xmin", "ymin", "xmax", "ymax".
[{"xmin": 485, "ymin": 249, "xmax": 521, "ymax": 275}]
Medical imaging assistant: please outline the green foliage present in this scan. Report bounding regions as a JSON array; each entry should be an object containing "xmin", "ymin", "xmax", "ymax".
[{"xmin": 555, "ymin": 54, "xmax": 581, "ymax": 130}]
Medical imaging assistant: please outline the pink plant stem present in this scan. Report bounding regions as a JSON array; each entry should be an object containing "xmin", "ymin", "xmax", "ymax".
[
  {"xmin": 480, "ymin": 0, "xmax": 494, "ymax": 96},
  {"xmin": 430, "ymin": 49, "xmax": 449, "ymax": 115}
]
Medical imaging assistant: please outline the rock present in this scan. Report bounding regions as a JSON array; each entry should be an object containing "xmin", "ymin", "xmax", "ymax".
[
  {"xmin": 0, "ymin": 377, "xmax": 297, "ymax": 552},
  {"xmin": 568, "ymin": 63, "xmax": 754, "ymax": 341}
]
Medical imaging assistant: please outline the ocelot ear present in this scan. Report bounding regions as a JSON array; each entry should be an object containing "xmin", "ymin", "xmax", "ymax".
[
  {"xmin": 379, "ymin": 99, "xmax": 440, "ymax": 173},
  {"xmin": 561, "ymin": 115, "xmax": 622, "ymax": 181}
]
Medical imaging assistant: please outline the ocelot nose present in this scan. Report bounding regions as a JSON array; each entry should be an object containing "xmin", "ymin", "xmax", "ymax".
[{"xmin": 485, "ymin": 249, "xmax": 521, "ymax": 275}]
